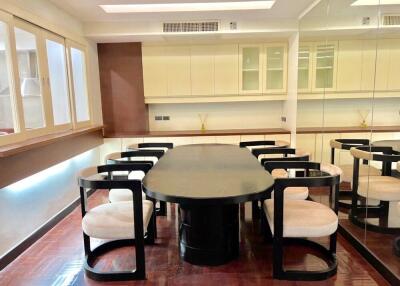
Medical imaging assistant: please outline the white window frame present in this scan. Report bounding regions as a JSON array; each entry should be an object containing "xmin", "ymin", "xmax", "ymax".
[{"xmin": 66, "ymin": 39, "xmax": 92, "ymax": 129}]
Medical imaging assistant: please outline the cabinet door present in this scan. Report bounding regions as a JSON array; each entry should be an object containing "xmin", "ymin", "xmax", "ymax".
[
  {"xmin": 190, "ymin": 45, "xmax": 214, "ymax": 96},
  {"xmin": 239, "ymin": 45, "xmax": 262, "ymax": 94},
  {"xmin": 387, "ymin": 39, "xmax": 400, "ymax": 90},
  {"xmin": 165, "ymin": 46, "xmax": 191, "ymax": 96},
  {"xmin": 263, "ymin": 43, "xmax": 287, "ymax": 93},
  {"xmin": 142, "ymin": 46, "xmax": 167, "ymax": 97},
  {"xmin": 214, "ymin": 44, "xmax": 238, "ymax": 95},
  {"xmin": 361, "ymin": 40, "xmax": 378, "ymax": 91},
  {"xmin": 298, "ymin": 44, "xmax": 313, "ymax": 92},
  {"xmin": 375, "ymin": 39, "xmax": 390, "ymax": 91},
  {"xmin": 312, "ymin": 41, "xmax": 338, "ymax": 92},
  {"xmin": 336, "ymin": 40, "xmax": 362, "ymax": 91}
]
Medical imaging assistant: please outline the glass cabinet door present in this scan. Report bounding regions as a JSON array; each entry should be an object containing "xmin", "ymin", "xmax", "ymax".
[
  {"xmin": 298, "ymin": 45, "xmax": 312, "ymax": 91},
  {"xmin": 313, "ymin": 42, "xmax": 337, "ymax": 90},
  {"xmin": 239, "ymin": 45, "xmax": 262, "ymax": 93},
  {"xmin": 264, "ymin": 44, "xmax": 287, "ymax": 93}
]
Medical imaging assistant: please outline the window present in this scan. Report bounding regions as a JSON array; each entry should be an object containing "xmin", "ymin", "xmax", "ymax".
[
  {"xmin": 14, "ymin": 27, "xmax": 45, "ymax": 130},
  {"xmin": 70, "ymin": 47, "xmax": 90, "ymax": 122},
  {"xmin": 0, "ymin": 21, "xmax": 16, "ymax": 136},
  {"xmin": 46, "ymin": 39, "xmax": 71, "ymax": 125}
]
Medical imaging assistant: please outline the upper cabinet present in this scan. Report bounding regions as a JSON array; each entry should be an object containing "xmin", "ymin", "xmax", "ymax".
[
  {"xmin": 214, "ymin": 44, "xmax": 239, "ymax": 95},
  {"xmin": 312, "ymin": 41, "xmax": 337, "ymax": 92},
  {"xmin": 239, "ymin": 45, "xmax": 262, "ymax": 94},
  {"xmin": 263, "ymin": 44, "xmax": 287, "ymax": 93},
  {"xmin": 142, "ymin": 42, "xmax": 287, "ymax": 103},
  {"xmin": 298, "ymin": 44, "xmax": 313, "ymax": 92},
  {"xmin": 165, "ymin": 46, "xmax": 191, "ymax": 96},
  {"xmin": 142, "ymin": 46, "xmax": 168, "ymax": 97},
  {"xmin": 190, "ymin": 45, "xmax": 214, "ymax": 96}
]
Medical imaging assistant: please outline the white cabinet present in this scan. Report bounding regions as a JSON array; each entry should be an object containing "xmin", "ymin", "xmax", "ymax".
[
  {"xmin": 387, "ymin": 39, "xmax": 400, "ymax": 90},
  {"xmin": 190, "ymin": 45, "xmax": 214, "ymax": 96},
  {"xmin": 263, "ymin": 43, "xmax": 287, "ymax": 93},
  {"xmin": 298, "ymin": 44, "xmax": 313, "ymax": 92},
  {"xmin": 165, "ymin": 46, "xmax": 191, "ymax": 96},
  {"xmin": 312, "ymin": 41, "xmax": 338, "ymax": 92},
  {"xmin": 337, "ymin": 40, "xmax": 363, "ymax": 91},
  {"xmin": 214, "ymin": 44, "xmax": 239, "ymax": 95},
  {"xmin": 239, "ymin": 45, "xmax": 263, "ymax": 94},
  {"xmin": 142, "ymin": 46, "xmax": 167, "ymax": 97},
  {"xmin": 361, "ymin": 40, "xmax": 377, "ymax": 91}
]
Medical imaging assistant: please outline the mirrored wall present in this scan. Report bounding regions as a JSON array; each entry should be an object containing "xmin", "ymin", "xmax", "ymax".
[{"xmin": 298, "ymin": 0, "xmax": 400, "ymax": 282}]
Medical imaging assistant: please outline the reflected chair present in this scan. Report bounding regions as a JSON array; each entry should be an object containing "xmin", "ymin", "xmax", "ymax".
[
  {"xmin": 262, "ymin": 161, "xmax": 340, "ymax": 281},
  {"xmin": 350, "ymin": 146, "xmax": 400, "ymax": 234},
  {"xmin": 78, "ymin": 164, "xmax": 156, "ymax": 281},
  {"xmin": 106, "ymin": 150, "xmax": 167, "ymax": 216},
  {"xmin": 239, "ymin": 140, "xmax": 290, "ymax": 150},
  {"xmin": 330, "ymin": 139, "xmax": 381, "ymax": 208}
]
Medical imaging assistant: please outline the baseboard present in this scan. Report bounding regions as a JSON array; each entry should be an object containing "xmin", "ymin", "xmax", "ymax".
[
  {"xmin": 0, "ymin": 189, "xmax": 95, "ymax": 270},
  {"xmin": 338, "ymin": 224, "xmax": 400, "ymax": 285}
]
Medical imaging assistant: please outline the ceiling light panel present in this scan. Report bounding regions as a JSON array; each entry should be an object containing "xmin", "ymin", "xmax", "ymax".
[
  {"xmin": 352, "ymin": 0, "xmax": 400, "ymax": 6},
  {"xmin": 100, "ymin": 1, "xmax": 276, "ymax": 13}
]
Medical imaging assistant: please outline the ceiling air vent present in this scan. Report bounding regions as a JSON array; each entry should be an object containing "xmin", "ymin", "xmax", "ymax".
[
  {"xmin": 163, "ymin": 21, "xmax": 219, "ymax": 32},
  {"xmin": 382, "ymin": 14, "xmax": 400, "ymax": 26}
]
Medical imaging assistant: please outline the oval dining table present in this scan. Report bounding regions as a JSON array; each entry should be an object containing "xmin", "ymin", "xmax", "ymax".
[{"xmin": 143, "ymin": 144, "xmax": 274, "ymax": 266}]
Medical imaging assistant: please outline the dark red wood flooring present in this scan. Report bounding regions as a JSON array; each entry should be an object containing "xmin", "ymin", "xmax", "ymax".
[{"xmin": 0, "ymin": 190, "xmax": 389, "ymax": 285}]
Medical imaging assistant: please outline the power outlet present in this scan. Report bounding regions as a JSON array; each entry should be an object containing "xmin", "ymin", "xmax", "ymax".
[
  {"xmin": 155, "ymin": 116, "xmax": 163, "ymax": 121},
  {"xmin": 281, "ymin": 116, "xmax": 287, "ymax": 122}
]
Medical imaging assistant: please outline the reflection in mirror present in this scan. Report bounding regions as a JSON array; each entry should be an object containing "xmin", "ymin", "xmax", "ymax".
[{"xmin": 299, "ymin": 0, "xmax": 400, "ymax": 281}]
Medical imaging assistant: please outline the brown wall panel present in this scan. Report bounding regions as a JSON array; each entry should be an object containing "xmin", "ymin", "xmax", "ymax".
[
  {"xmin": 98, "ymin": 43, "xmax": 149, "ymax": 136},
  {"xmin": 0, "ymin": 129, "xmax": 103, "ymax": 188}
]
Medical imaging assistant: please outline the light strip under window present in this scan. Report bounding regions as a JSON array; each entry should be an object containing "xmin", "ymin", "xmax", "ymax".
[{"xmin": 100, "ymin": 1, "xmax": 276, "ymax": 13}]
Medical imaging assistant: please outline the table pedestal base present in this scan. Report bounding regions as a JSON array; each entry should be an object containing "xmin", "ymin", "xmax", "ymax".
[{"xmin": 178, "ymin": 203, "xmax": 239, "ymax": 266}]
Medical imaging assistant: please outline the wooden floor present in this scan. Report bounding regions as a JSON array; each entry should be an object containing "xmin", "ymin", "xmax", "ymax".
[{"xmin": 0, "ymin": 190, "xmax": 389, "ymax": 286}]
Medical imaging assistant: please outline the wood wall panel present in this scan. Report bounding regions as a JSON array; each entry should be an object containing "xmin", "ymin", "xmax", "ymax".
[
  {"xmin": 0, "ymin": 129, "xmax": 103, "ymax": 188},
  {"xmin": 97, "ymin": 43, "xmax": 149, "ymax": 136}
]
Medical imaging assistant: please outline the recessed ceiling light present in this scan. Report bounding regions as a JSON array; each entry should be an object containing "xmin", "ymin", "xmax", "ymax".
[
  {"xmin": 352, "ymin": 0, "xmax": 400, "ymax": 6},
  {"xmin": 100, "ymin": 1, "xmax": 276, "ymax": 13}
]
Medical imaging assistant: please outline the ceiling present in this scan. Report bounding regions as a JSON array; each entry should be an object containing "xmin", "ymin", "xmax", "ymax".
[{"xmin": 49, "ymin": 0, "xmax": 317, "ymax": 22}]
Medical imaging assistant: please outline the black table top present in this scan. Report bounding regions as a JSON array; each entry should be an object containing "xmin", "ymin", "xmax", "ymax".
[{"xmin": 143, "ymin": 144, "xmax": 274, "ymax": 205}]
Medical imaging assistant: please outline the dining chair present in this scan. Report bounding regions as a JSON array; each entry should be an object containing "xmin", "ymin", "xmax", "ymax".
[
  {"xmin": 239, "ymin": 140, "xmax": 290, "ymax": 150},
  {"xmin": 78, "ymin": 164, "xmax": 156, "ymax": 281},
  {"xmin": 127, "ymin": 142, "xmax": 173, "ymax": 153},
  {"xmin": 330, "ymin": 139, "xmax": 381, "ymax": 208},
  {"xmin": 394, "ymin": 202, "xmax": 400, "ymax": 257},
  {"xmin": 262, "ymin": 161, "xmax": 340, "ymax": 281},
  {"xmin": 250, "ymin": 148, "xmax": 310, "ymax": 220},
  {"xmin": 350, "ymin": 145, "xmax": 400, "ymax": 234},
  {"xmin": 105, "ymin": 150, "xmax": 167, "ymax": 216}
]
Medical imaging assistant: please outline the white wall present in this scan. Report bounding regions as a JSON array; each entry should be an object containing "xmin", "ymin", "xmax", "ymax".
[
  {"xmin": 297, "ymin": 98, "xmax": 400, "ymax": 127},
  {"xmin": 148, "ymin": 101, "xmax": 284, "ymax": 131}
]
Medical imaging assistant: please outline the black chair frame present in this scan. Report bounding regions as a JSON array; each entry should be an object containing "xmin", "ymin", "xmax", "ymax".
[
  {"xmin": 350, "ymin": 146, "xmax": 400, "ymax": 234},
  {"xmin": 120, "ymin": 150, "xmax": 167, "ymax": 216},
  {"xmin": 250, "ymin": 148, "xmax": 310, "ymax": 220},
  {"xmin": 239, "ymin": 140, "xmax": 289, "ymax": 148},
  {"xmin": 262, "ymin": 161, "xmax": 340, "ymax": 281},
  {"xmin": 79, "ymin": 164, "xmax": 156, "ymax": 281},
  {"xmin": 330, "ymin": 139, "xmax": 371, "ymax": 209},
  {"xmin": 138, "ymin": 142, "xmax": 174, "ymax": 149}
]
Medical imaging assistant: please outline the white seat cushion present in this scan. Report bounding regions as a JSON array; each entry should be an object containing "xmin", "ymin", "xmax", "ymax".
[
  {"xmin": 340, "ymin": 164, "xmax": 380, "ymax": 183},
  {"xmin": 271, "ymin": 169, "xmax": 288, "ymax": 178},
  {"xmin": 139, "ymin": 147, "xmax": 168, "ymax": 152},
  {"xmin": 263, "ymin": 199, "xmax": 338, "ymax": 237},
  {"xmin": 110, "ymin": 170, "xmax": 146, "ymax": 179},
  {"xmin": 82, "ymin": 200, "xmax": 153, "ymax": 239},
  {"xmin": 109, "ymin": 171, "xmax": 146, "ymax": 203},
  {"xmin": 271, "ymin": 187, "xmax": 309, "ymax": 200},
  {"xmin": 358, "ymin": 176, "xmax": 400, "ymax": 201}
]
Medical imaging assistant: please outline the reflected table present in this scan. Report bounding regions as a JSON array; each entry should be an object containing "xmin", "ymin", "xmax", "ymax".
[
  {"xmin": 143, "ymin": 144, "xmax": 274, "ymax": 266},
  {"xmin": 372, "ymin": 140, "xmax": 400, "ymax": 153}
]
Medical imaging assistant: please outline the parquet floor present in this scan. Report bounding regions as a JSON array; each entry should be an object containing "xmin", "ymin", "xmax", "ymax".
[{"xmin": 0, "ymin": 190, "xmax": 389, "ymax": 285}]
